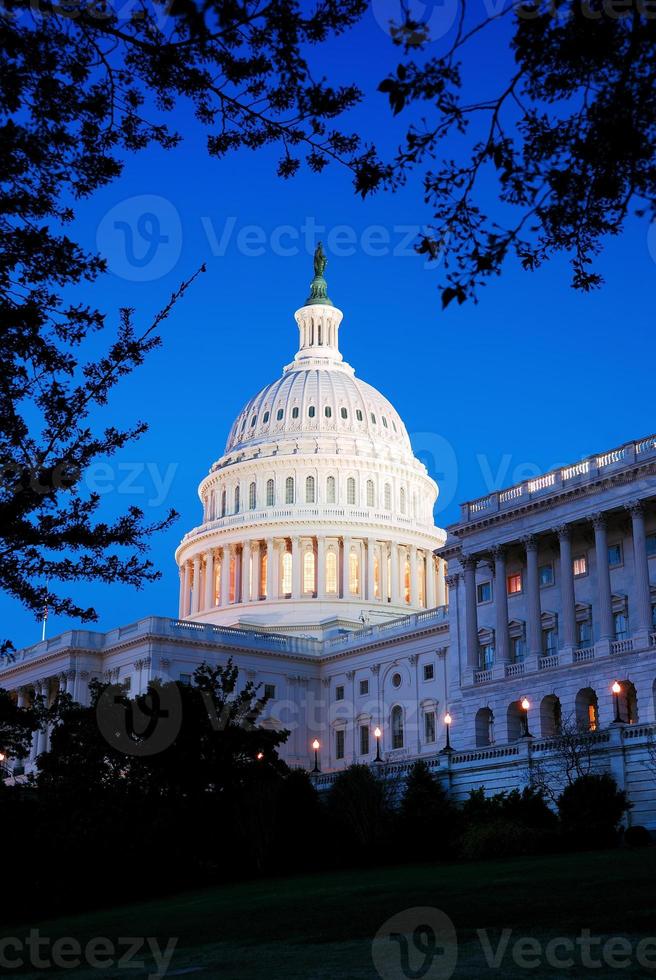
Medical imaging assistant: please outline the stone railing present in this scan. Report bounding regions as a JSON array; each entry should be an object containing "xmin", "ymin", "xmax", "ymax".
[
  {"xmin": 459, "ymin": 434, "xmax": 656, "ymax": 523},
  {"xmin": 325, "ymin": 605, "xmax": 448, "ymax": 653}
]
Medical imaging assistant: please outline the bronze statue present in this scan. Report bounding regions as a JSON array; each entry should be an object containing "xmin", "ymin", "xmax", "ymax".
[{"xmin": 313, "ymin": 242, "xmax": 327, "ymax": 278}]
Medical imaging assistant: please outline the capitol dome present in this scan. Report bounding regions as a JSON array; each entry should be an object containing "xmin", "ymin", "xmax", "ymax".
[{"xmin": 175, "ymin": 247, "xmax": 447, "ymax": 637}]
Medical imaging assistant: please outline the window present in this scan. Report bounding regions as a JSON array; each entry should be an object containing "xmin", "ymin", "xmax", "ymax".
[
  {"xmin": 400, "ymin": 487, "xmax": 406, "ymax": 514},
  {"xmin": 374, "ymin": 555, "xmax": 380, "ymax": 599},
  {"xmin": 349, "ymin": 548, "xmax": 360, "ymax": 595},
  {"xmin": 539, "ymin": 563, "xmax": 554, "ymax": 587},
  {"xmin": 326, "ymin": 475, "xmax": 336, "ymax": 503},
  {"xmin": 479, "ymin": 644, "xmax": 495, "ymax": 670},
  {"xmin": 370, "ymin": 412, "xmax": 377, "ymax": 425},
  {"xmin": 179, "ymin": 673, "xmax": 192, "ymax": 686},
  {"xmin": 308, "ymin": 405, "xmax": 315, "ymax": 418},
  {"xmin": 335, "ymin": 685, "xmax": 345, "ymax": 701},
  {"xmin": 577, "ymin": 620, "xmax": 592, "ymax": 648},
  {"xmin": 221, "ymin": 489, "xmax": 227, "ymax": 517},
  {"xmin": 507, "ymin": 572, "xmax": 522, "ymax": 595},
  {"xmin": 423, "ymin": 663, "xmax": 434, "ymax": 681},
  {"xmin": 266, "ymin": 478, "xmax": 275, "ymax": 507},
  {"xmin": 359, "ymin": 679, "xmax": 369, "ymax": 696},
  {"xmin": 424, "ymin": 711, "xmax": 436, "ymax": 744},
  {"xmin": 285, "ymin": 476, "xmax": 294, "ymax": 504},
  {"xmin": 340, "ymin": 407, "xmax": 348, "ymax": 419},
  {"xmin": 260, "ymin": 553, "xmax": 267, "ymax": 598},
  {"xmin": 305, "ymin": 475, "xmax": 315, "ymax": 503},
  {"xmin": 122, "ymin": 676, "xmax": 132, "ymax": 692},
  {"xmin": 263, "ymin": 411, "xmax": 270, "ymax": 423},
  {"xmin": 281, "ymin": 551, "xmax": 292, "ymax": 595},
  {"xmin": 542, "ymin": 628, "xmax": 557, "ymax": 654},
  {"xmin": 477, "ymin": 581, "xmax": 492, "ymax": 604},
  {"xmin": 573, "ymin": 555, "xmax": 587, "ymax": 577},
  {"xmin": 291, "ymin": 406, "xmax": 299, "ymax": 419},
  {"xmin": 608, "ymin": 543, "xmax": 622, "ymax": 567},
  {"xmin": 359, "ymin": 724, "xmax": 370, "ymax": 755},
  {"xmin": 347, "ymin": 477, "xmax": 356, "ymax": 505},
  {"xmin": 234, "ymin": 485, "xmax": 240, "ymax": 513},
  {"xmin": 250, "ymin": 415, "xmax": 257, "ymax": 427},
  {"xmin": 326, "ymin": 550, "xmax": 338, "ymax": 594},
  {"xmin": 324, "ymin": 405, "xmax": 332, "ymax": 418},
  {"xmin": 335, "ymin": 729, "xmax": 345, "ymax": 760},
  {"xmin": 276, "ymin": 408, "xmax": 284, "ymax": 420},
  {"xmin": 356, "ymin": 409, "xmax": 363, "ymax": 422},
  {"xmin": 391, "ymin": 705, "xmax": 404, "ymax": 749},
  {"xmin": 249, "ymin": 482, "xmax": 256, "ymax": 510},
  {"xmin": 382, "ymin": 416, "xmax": 388, "ymax": 428},
  {"xmin": 264, "ymin": 683, "xmax": 276, "ymax": 700},
  {"xmin": 392, "ymin": 672, "xmax": 402, "ymax": 688},
  {"xmin": 384, "ymin": 484, "xmax": 392, "ymax": 510},
  {"xmin": 366, "ymin": 479, "xmax": 375, "ymax": 507},
  {"xmin": 303, "ymin": 550, "xmax": 315, "ymax": 594},
  {"xmin": 647, "ymin": 533, "xmax": 656, "ymax": 557},
  {"xmin": 614, "ymin": 612, "xmax": 629, "ymax": 640},
  {"xmin": 511, "ymin": 637, "xmax": 525, "ymax": 663}
]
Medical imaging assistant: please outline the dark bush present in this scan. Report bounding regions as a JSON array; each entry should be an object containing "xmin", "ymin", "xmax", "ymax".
[
  {"xmin": 460, "ymin": 820, "xmax": 558, "ymax": 861},
  {"xmin": 624, "ymin": 825, "xmax": 651, "ymax": 848},
  {"xmin": 325, "ymin": 764, "xmax": 394, "ymax": 864},
  {"xmin": 558, "ymin": 773, "xmax": 631, "ymax": 849},
  {"xmin": 397, "ymin": 761, "xmax": 458, "ymax": 860}
]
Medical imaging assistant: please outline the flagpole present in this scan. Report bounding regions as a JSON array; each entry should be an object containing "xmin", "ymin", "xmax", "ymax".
[{"xmin": 41, "ymin": 579, "xmax": 48, "ymax": 642}]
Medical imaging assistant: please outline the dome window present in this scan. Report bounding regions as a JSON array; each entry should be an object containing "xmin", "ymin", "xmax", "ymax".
[
  {"xmin": 249, "ymin": 482, "xmax": 256, "ymax": 510},
  {"xmin": 305, "ymin": 475, "xmax": 316, "ymax": 503},
  {"xmin": 400, "ymin": 488, "xmax": 406, "ymax": 514},
  {"xmin": 308, "ymin": 405, "xmax": 316, "ymax": 418},
  {"xmin": 356, "ymin": 409, "xmax": 363, "ymax": 422},
  {"xmin": 285, "ymin": 476, "xmax": 295, "ymax": 504},
  {"xmin": 250, "ymin": 415, "xmax": 257, "ymax": 427},
  {"xmin": 221, "ymin": 489, "xmax": 227, "ymax": 517},
  {"xmin": 324, "ymin": 406, "xmax": 332, "ymax": 418},
  {"xmin": 370, "ymin": 412, "xmax": 377, "ymax": 425},
  {"xmin": 392, "ymin": 420, "xmax": 397, "ymax": 432},
  {"xmin": 340, "ymin": 407, "xmax": 348, "ymax": 420},
  {"xmin": 382, "ymin": 416, "xmax": 388, "ymax": 428},
  {"xmin": 266, "ymin": 479, "xmax": 275, "ymax": 507},
  {"xmin": 263, "ymin": 411, "xmax": 270, "ymax": 424},
  {"xmin": 234, "ymin": 486, "xmax": 240, "ymax": 513},
  {"xmin": 347, "ymin": 477, "xmax": 356, "ymax": 505},
  {"xmin": 276, "ymin": 408, "xmax": 284, "ymax": 421},
  {"xmin": 326, "ymin": 475, "xmax": 336, "ymax": 504},
  {"xmin": 292, "ymin": 406, "xmax": 299, "ymax": 419},
  {"xmin": 384, "ymin": 484, "xmax": 391, "ymax": 511},
  {"xmin": 366, "ymin": 479, "xmax": 375, "ymax": 508}
]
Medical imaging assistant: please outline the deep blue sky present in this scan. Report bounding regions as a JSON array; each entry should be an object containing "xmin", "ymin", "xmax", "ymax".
[{"xmin": 6, "ymin": 3, "xmax": 655, "ymax": 648}]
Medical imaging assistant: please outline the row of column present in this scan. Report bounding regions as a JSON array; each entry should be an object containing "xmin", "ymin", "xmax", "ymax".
[
  {"xmin": 180, "ymin": 537, "xmax": 444, "ymax": 616},
  {"xmin": 461, "ymin": 502, "xmax": 653, "ymax": 668},
  {"xmin": 15, "ymin": 670, "xmax": 88, "ymax": 763}
]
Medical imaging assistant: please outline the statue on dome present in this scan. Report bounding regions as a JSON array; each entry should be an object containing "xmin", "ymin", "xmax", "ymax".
[
  {"xmin": 313, "ymin": 241, "xmax": 327, "ymax": 277},
  {"xmin": 305, "ymin": 241, "xmax": 333, "ymax": 306}
]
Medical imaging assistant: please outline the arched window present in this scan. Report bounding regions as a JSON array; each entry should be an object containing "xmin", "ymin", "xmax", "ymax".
[
  {"xmin": 266, "ymin": 478, "xmax": 275, "ymax": 507},
  {"xmin": 418, "ymin": 557, "xmax": 426, "ymax": 608},
  {"xmin": 575, "ymin": 688, "xmax": 598, "ymax": 731},
  {"xmin": 540, "ymin": 695, "xmax": 562, "ymax": 737},
  {"xmin": 404, "ymin": 557, "xmax": 411, "ymax": 604},
  {"xmin": 248, "ymin": 482, "xmax": 256, "ymax": 510},
  {"xmin": 276, "ymin": 408, "xmax": 284, "ymax": 421},
  {"xmin": 347, "ymin": 477, "xmax": 356, "ymax": 505},
  {"xmin": 324, "ymin": 405, "xmax": 332, "ymax": 418},
  {"xmin": 291, "ymin": 406, "xmax": 299, "ymax": 419},
  {"xmin": 507, "ymin": 701, "xmax": 524, "ymax": 741},
  {"xmin": 281, "ymin": 551, "xmax": 292, "ymax": 595},
  {"xmin": 263, "ymin": 411, "xmax": 270, "ymax": 424},
  {"xmin": 285, "ymin": 476, "xmax": 294, "ymax": 504},
  {"xmin": 221, "ymin": 489, "xmax": 227, "ymax": 517},
  {"xmin": 308, "ymin": 405, "xmax": 316, "ymax": 418},
  {"xmin": 326, "ymin": 475, "xmax": 336, "ymax": 504},
  {"xmin": 229, "ymin": 553, "xmax": 236, "ymax": 603},
  {"xmin": 305, "ymin": 475, "xmax": 315, "ymax": 503},
  {"xmin": 303, "ymin": 550, "xmax": 315, "ymax": 594},
  {"xmin": 326, "ymin": 549, "xmax": 338, "ymax": 594},
  {"xmin": 349, "ymin": 548, "xmax": 360, "ymax": 595},
  {"xmin": 391, "ymin": 705, "xmax": 404, "ymax": 749},
  {"xmin": 400, "ymin": 487, "xmax": 406, "ymax": 514},
  {"xmin": 340, "ymin": 407, "xmax": 348, "ymax": 419},
  {"xmin": 366, "ymin": 479, "xmax": 375, "ymax": 507},
  {"xmin": 250, "ymin": 415, "xmax": 257, "ymax": 428},
  {"xmin": 475, "ymin": 708, "xmax": 495, "ymax": 747},
  {"xmin": 356, "ymin": 409, "xmax": 363, "ymax": 422},
  {"xmin": 384, "ymin": 483, "xmax": 391, "ymax": 510},
  {"xmin": 234, "ymin": 485, "xmax": 240, "ymax": 513},
  {"xmin": 616, "ymin": 680, "xmax": 638, "ymax": 724}
]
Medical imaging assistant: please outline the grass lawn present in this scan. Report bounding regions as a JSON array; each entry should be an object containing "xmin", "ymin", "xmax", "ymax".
[{"xmin": 7, "ymin": 848, "xmax": 656, "ymax": 978}]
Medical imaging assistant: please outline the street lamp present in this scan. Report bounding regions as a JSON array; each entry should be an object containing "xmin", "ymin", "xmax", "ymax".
[
  {"xmin": 256, "ymin": 751, "xmax": 264, "ymax": 761},
  {"xmin": 0, "ymin": 752, "xmax": 8, "ymax": 779},
  {"xmin": 612, "ymin": 681, "xmax": 622, "ymax": 723},
  {"xmin": 312, "ymin": 738, "xmax": 320, "ymax": 773},
  {"xmin": 374, "ymin": 726, "xmax": 382, "ymax": 763},
  {"xmin": 441, "ymin": 712, "xmax": 453, "ymax": 754},
  {"xmin": 521, "ymin": 697, "xmax": 532, "ymax": 737}
]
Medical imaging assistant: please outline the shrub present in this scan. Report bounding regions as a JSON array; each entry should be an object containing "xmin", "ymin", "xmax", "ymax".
[
  {"xmin": 325, "ymin": 764, "xmax": 394, "ymax": 863},
  {"xmin": 460, "ymin": 820, "xmax": 558, "ymax": 861},
  {"xmin": 624, "ymin": 825, "xmax": 651, "ymax": 848},
  {"xmin": 558, "ymin": 773, "xmax": 631, "ymax": 849},
  {"xmin": 397, "ymin": 761, "xmax": 458, "ymax": 860}
]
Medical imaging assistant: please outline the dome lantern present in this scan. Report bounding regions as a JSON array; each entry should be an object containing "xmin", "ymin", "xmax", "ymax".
[{"xmin": 293, "ymin": 243, "xmax": 344, "ymax": 369}]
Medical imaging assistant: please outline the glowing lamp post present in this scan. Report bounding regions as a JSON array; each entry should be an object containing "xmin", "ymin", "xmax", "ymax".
[
  {"xmin": 256, "ymin": 751, "xmax": 264, "ymax": 761},
  {"xmin": 612, "ymin": 681, "xmax": 622, "ymax": 723},
  {"xmin": 521, "ymin": 697, "xmax": 532, "ymax": 738},
  {"xmin": 442, "ymin": 712, "xmax": 453, "ymax": 753},
  {"xmin": 312, "ymin": 739, "xmax": 320, "ymax": 773},
  {"xmin": 374, "ymin": 726, "xmax": 382, "ymax": 763}
]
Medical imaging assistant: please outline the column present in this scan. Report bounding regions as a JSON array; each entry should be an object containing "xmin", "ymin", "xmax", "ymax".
[
  {"xmin": 493, "ymin": 546, "xmax": 510, "ymax": 664},
  {"xmin": 37, "ymin": 679, "xmax": 49, "ymax": 755},
  {"xmin": 221, "ymin": 545, "xmax": 231, "ymax": 606},
  {"xmin": 235, "ymin": 546, "xmax": 242, "ymax": 603},
  {"xmin": 204, "ymin": 550, "xmax": 215, "ymax": 611},
  {"xmin": 192, "ymin": 555, "xmax": 201, "ymax": 614},
  {"xmin": 593, "ymin": 513, "xmax": 614, "ymax": 641},
  {"xmin": 366, "ymin": 537, "xmax": 376, "ymax": 600},
  {"xmin": 265, "ymin": 537, "xmax": 275, "ymax": 599},
  {"xmin": 462, "ymin": 556, "xmax": 479, "ymax": 668},
  {"xmin": 16, "ymin": 689, "xmax": 26, "ymax": 709},
  {"xmin": 426, "ymin": 552, "xmax": 436, "ymax": 608},
  {"xmin": 342, "ymin": 536, "xmax": 351, "ymax": 598},
  {"xmin": 242, "ymin": 540, "xmax": 251, "ymax": 603},
  {"xmin": 291, "ymin": 536, "xmax": 301, "ymax": 598},
  {"xmin": 251, "ymin": 541, "xmax": 260, "ymax": 600},
  {"xmin": 317, "ymin": 536, "xmax": 326, "ymax": 599},
  {"xmin": 178, "ymin": 566, "xmax": 185, "ymax": 618},
  {"xmin": 381, "ymin": 544, "xmax": 389, "ymax": 603},
  {"xmin": 628, "ymin": 501, "xmax": 652, "ymax": 635},
  {"xmin": 181, "ymin": 561, "xmax": 191, "ymax": 618},
  {"xmin": 390, "ymin": 541, "xmax": 400, "ymax": 604},
  {"xmin": 524, "ymin": 535, "xmax": 542, "ymax": 657},
  {"xmin": 409, "ymin": 545, "xmax": 418, "ymax": 607},
  {"xmin": 557, "ymin": 525, "xmax": 576, "ymax": 651}
]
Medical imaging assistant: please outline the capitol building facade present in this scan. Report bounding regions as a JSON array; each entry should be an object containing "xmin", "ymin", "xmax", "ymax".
[{"xmin": 2, "ymin": 253, "xmax": 656, "ymax": 826}]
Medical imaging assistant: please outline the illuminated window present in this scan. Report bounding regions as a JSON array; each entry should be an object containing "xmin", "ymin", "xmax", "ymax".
[
  {"xmin": 249, "ymin": 482, "xmax": 256, "ymax": 510},
  {"xmin": 507, "ymin": 573, "xmax": 522, "ymax": 595},
  {"xmin": 366, "ymin": 479, "xmax": 374, "ymax": 507},
  {"xmin": 234, "ymin": 485, "xmax": 240, "ymax": 513},
  {"xmin": 374, "ymin": 554, "xmax": 380, "ymax": 599},
  {"xmin": 213, "ymin": 561, "xmax": 220, "ymax": 605},
  {"xmin": 303, "ymin": 550, "xmax": 315, "ymax": 594},
  {"xmin": 588, "ymin": 704, "xmax": 598, "ymax": 731},
  {"xmin": 305, "ymin": 475, "xmax": 315, "ymax": 503},
  {"xmin": 391, "ymin": 705, "xmax": 404, "ymax": 749},
  {"xmin": 573, "ymin": 555, "xmax": 587, "ymax": 577},
  {"xmin": 418, "ymin": 560, "xmax": 426, "ymax": 607},
  {"xmin": 384, "ymin": 483, "xmax": 391, "ymax": 510},
  {"xmin": 359, "ymin": 725, "xmax": 369, "ymax": 755},
  {"xmin": 347, "ymin": 477, "xmax": 356, "ymax": 505},
  {"xmin": 229, "ymin": 554, "xmax": 236, "ymax": 603},
  {"xmin": 281, "ymin": 551, "xmax": 292, "ymax": 595},
  {"xmin": 326, "ymin": 550, "xmax": 338, "ymax": 594},
  {"xmin": 266, "ymin": 479, "xmax": 274, "ymax": 507},
  {"xmin": 326, "ymin": 475, "xmax": 336, "ymax": 503},
  {"xmin": 335, "ymin": 729, "xmax": 345, "ymax": 760},
  {"xmin": 349, "ymin": 548, "xmax": 360, "ymax": 595},
  {"xmin": 400, "ymin": 488, "xmax": 406, "ymax": 514},
  {"xmin": 285, "ymin": 476, "xmax": 294, "ymax": 504},
  {"xmin": 260, "ymin": 552, "xmax": 267, "ymax": 598},
  {"xmin": 404, "ymin": 557, "xmax": 411, "ymax": 603}
]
